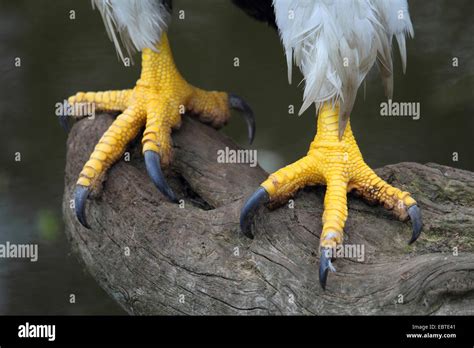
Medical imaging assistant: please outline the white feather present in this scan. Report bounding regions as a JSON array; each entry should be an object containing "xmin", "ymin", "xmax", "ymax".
[
  {"xmin": 92, "ymin": 0, "xmax": 170, "ymax": 62},
  {"xmin": 273, "ymin": 0, "xmax": 414, "ymax": 118}
]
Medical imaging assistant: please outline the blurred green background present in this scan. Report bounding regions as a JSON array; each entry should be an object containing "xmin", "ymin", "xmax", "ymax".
[{"xmin": 0, "ymin": 0, "xmax": 472, "ymax": 314}]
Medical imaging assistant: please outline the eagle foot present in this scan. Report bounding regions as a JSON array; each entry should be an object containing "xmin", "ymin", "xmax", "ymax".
[
  {"xmin": 67, "ymin": 34, "xmax": 254, "ymax": 229},
  {"xmin": 240, "ymin": 103, "xmax": 422, "ymax": 288}
]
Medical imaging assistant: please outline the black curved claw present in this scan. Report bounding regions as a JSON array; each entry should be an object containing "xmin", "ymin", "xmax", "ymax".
[
  {"xmin": 228, "ymin": 93, "xmax": 255, "ymax": 145},
  {"xmin": 74, "ymin": 185, "xmax": 91, "ymax": 229},
  {"xmin": 407, "ymin": 205, "xmax": 423, "ymax": 245},
  {"xmin": 59, "ymin": 115, "xmax": 70, "ymax": 132},
  {"xmin": 144, "ymin": 151, "xmax": 178, "ymax": 203},
  {"xmin": 239, "ymin": 187, "xmax": 269, "ymax": 239},
  {"xmin": 319, "ymin": 248, "xmax": 337, "ymax": 290}
]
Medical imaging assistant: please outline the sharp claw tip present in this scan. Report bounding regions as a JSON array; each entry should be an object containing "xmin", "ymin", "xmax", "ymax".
[
  {"xmin": 243, "ymin": 231, "xmax": 254, "ymax": 240},
  {"xmin": 144, "ymin": 151, "xmax": 178, "ymax": 203},
  {"xmin": 59, "ymin": 116, "xmax": 70, "ymax": 133},
  {"xmin": 319, "ymin": 248, "xmax": 336, "ymax": 290},
  {"xmin": 228, "ymin": 93, "xmax": 256, "ymax": 146},
  {"xmin": 239, "ymin": 187, "xmax": 269, "ymax": 239},
  {"xmin": 319, "ymin": 268, "xmax": 328, "ymax": 290},
  {"xmin": 239, "ymin": 218, "xmax": 255, "ymax": 240},
  {"xmin": 74, "ymin": 185, "xmax": 90, "ymax": 229},
  {"xmin": 320, "ymin": 281, "xmax": 327, "ymax": 290},
  {"xmin": 407, "ymin": 205, "xmax": 423, "ymax": 245}
]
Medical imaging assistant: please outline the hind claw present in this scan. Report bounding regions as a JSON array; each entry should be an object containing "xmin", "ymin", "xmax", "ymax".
[{"xmin": 228, "ymin": 93, "xmax": 256, "ymax": 145}]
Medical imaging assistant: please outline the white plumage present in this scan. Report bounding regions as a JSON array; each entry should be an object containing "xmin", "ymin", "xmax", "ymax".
[
  {"xmin": 92, "ymin": 0, "xmax": 170, "ymax": 62},
  {"xmin": 92, "ymin": 0, "xmax": 414, "ymax": 137},
  {"xmin": 273, "ymin": 0, "xmax": 414, "ymax": 135}
]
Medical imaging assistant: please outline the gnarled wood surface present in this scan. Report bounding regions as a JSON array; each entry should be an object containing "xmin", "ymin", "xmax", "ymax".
[{"xmin": 63, "ymin": 114, "xmax": 474, "ymax": 315}]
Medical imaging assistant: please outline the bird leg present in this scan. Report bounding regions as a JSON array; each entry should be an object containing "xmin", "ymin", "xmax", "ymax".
[
  {"xmin": 240, "ymin": 102, "xmax": 422, "ymax": 289},
  {"xmin": 68, "ymin": 34, "xmax": 255, "ymax": 228}
]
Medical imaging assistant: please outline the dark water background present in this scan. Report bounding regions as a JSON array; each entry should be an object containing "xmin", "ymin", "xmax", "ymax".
[{"xmin": 0, "ymin": 0, "xmax": 472, "ymax": 314}]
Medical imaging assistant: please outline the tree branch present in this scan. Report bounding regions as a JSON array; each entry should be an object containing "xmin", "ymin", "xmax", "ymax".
[{"xmin": 63, "ymin": 113, "xmax": 474, "ymax": 315}]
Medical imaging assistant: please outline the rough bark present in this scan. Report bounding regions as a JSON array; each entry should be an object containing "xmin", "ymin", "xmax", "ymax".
[{"xmin": 63, "ymin": 113, "xmax": 474, "ymax": 315}]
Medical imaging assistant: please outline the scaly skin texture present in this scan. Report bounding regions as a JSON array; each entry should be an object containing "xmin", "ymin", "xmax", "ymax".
[
  {"xmin": 68, "ymin": 34, "xmax": 230, "ymax": 192},
  {"xmin": 261, "ymin": 103, "xmax": 417, "ymax": 249}
]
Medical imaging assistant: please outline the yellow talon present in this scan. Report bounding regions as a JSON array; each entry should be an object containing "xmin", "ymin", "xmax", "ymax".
[
  {"xmin": 68, "ymin": 34, "xmax": 234, "ymax": 193},
  {"xmin": 260, "ymin": 102, "xmax": 419, "ymax": 249}
]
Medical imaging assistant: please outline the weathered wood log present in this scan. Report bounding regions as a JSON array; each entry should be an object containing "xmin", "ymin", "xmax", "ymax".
[{"xmin": 62, "ymin": 113, "xmax": 474, "ymax": 315}]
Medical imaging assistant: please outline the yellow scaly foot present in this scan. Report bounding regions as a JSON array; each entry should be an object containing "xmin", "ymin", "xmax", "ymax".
[
  {"xmin": 240, "ymin": 103, "xmax": 422, "ymax": 289},
  {"xmin": 66, "ymin": 34, "xmax": 255, "ymax": 228}
]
